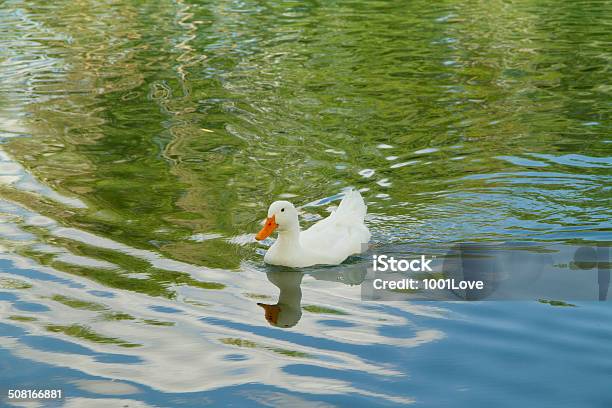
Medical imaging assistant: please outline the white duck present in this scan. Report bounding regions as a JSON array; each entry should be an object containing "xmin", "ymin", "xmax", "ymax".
[{"xmin": 255, "ymin": 190, "xmax": 370, "ymax": 267}]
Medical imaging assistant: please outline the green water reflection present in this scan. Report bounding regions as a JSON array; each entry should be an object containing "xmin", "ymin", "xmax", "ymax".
[{"xmin": 1, "ymin": 0, "xmax": 610, "ymax": 296}]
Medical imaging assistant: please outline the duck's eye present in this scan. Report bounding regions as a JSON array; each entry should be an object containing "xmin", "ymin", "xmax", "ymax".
[{"xmin": 281, "ymin": 208, "xmax": 285, "ymax": 212}]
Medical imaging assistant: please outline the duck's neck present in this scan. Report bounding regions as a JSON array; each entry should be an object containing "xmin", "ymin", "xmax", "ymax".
[{"xmin": 275, "ymin": 226, "xmax": 301, "ymax": 251}]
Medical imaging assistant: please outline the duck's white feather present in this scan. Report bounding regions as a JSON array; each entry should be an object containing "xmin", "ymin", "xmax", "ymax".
[{"xmin": 263, "ymin": 190, "xmax": 370, "ymax": 267}]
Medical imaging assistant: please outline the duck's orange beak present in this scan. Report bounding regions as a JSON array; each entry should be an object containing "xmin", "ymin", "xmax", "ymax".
[
  {"xmin": 255, "ymin": 215, "xmax": 277, "ymax": 241},
  {"xmin": 258, "ymin": 303, "xmax": 281, "ymax": 325}
]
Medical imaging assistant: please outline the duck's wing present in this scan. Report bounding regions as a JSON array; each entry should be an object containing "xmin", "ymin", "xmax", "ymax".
[{"xmin": 300, "ymin": 190, "xmax": 370, "ymax": 257}]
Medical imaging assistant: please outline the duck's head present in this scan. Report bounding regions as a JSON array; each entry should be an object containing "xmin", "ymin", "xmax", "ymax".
[{"xmin": 255, "ymin": 200, "xmax": 298, "ymax": 240}]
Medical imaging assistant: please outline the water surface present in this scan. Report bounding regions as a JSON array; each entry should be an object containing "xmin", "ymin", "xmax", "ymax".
[{"xmin": 1, "ymin": 0, "xmax": 611, "ymax": 406}]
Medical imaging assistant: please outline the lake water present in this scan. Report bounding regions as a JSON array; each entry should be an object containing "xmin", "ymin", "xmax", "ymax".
[{"xmin": 1, "ymin": 0, "xmax": 611, "ymax": 407}]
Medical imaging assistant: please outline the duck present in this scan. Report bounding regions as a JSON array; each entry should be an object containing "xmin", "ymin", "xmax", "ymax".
[{"xmin": 255, "ymin": 190, "xmax": 371, "ymax": 267}]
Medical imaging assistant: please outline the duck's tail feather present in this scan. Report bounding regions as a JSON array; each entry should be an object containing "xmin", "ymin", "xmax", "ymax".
[{"xmin": 336, "ymin": 189, "xmax": 367, "ymax": 222}]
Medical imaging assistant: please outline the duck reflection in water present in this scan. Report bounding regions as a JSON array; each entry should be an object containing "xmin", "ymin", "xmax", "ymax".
[
  {"xmin": 258, "ymin": 271, "xmax": 304, "ymax": 328},
  {"xmin": 257, "ymin": 266, "xmax": 367, "ymax": 328}
]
